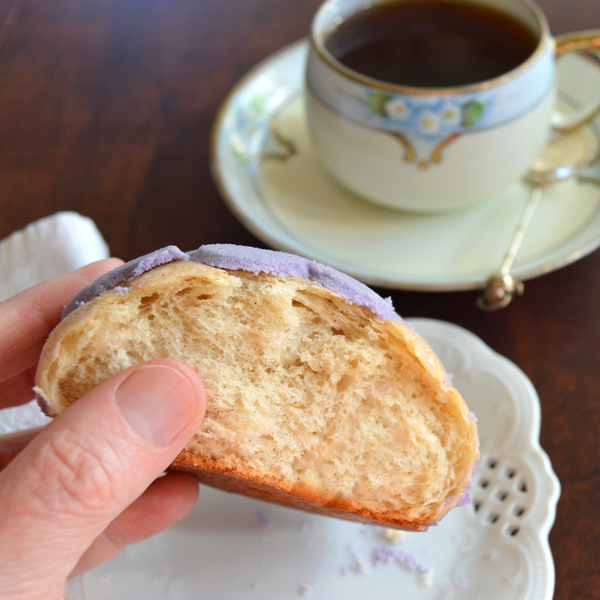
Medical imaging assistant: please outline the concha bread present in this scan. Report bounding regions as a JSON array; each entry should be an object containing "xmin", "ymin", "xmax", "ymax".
[{"xmin": 35, "ymin": 244, "xmax": 479, "ymax": 531}]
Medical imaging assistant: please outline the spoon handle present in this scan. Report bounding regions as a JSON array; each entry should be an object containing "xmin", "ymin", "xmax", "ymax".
[
  {"xmin": 499, "ymin": 184, "xmax": 544, "ymax": 276},
  {"xmin": 476, "ymin": 184, "xmax": 544, "ymax": 311}
]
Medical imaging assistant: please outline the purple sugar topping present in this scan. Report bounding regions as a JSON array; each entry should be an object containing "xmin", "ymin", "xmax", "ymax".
[
  {"xmin": 457, "ymin": 492, "xmax": 473, "ymax": 507},
  {"xmin": 189, "ymin": 245, "xmax": 402, "ymax": 322},
  {"xmin": 62, "ymin": 246, "xmax": 189, "ymax": 318},
  {"xmin": 63, "ymin": 244, "xmax": 403, "ymax": 322},
  {"xmin": 445, "ymin": 476, "xmax": 473, "ymax": 508},
  {"xmin": 132, "ymin": 245, "xmax": 189, "ymax": 276}
]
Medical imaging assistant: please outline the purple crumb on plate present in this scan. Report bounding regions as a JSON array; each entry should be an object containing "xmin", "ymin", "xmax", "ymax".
[
  {"xmin": 469, "ymin": 411, "xmax": 478, "ymax": 422},
  {"xmin": 348, "ymin": 560, "xmax": 368, "ymax": 575},
  {"xmin": 255, "ymin": 510, "xmax": 271, "ymax": 528},
  {"xmin": 347, "ymin": 542, "xmax": 360, "ymax": 559},
  {"xmin": 371, "ymin": 546, "xmax": 430, "ymax": 574},
  {"xmin": 62, "ymin": 244, "xmax": 403, "ymax": 322}
]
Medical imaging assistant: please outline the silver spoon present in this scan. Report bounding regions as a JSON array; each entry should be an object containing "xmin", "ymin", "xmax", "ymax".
[{"xmin": 477, "ymin": 127, "xmax": 600, "ymax": 311}]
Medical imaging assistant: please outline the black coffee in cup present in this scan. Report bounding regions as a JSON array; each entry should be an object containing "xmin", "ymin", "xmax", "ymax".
[{"xmin": 324, "ymin": 0, "xmax": 539, "ymax": 88}]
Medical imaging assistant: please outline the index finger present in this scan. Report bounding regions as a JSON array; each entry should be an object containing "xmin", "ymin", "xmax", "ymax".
[{"xmin": 0, "ymin": 258, "xmax": 122, "ymax": 408}]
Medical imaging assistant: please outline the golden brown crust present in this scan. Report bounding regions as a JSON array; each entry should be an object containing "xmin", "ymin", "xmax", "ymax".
[{"xmin": 171, "ymin": 452, "xmax": 428, "ymax": 531}]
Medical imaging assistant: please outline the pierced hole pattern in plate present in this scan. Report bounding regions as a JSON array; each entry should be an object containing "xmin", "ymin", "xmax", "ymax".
[{"xmin": 470, "ymin": 455, "xmax": 532, "ymax": 538}]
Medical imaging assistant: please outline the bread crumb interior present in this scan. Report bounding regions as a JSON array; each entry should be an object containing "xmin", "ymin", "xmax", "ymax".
[{"xmin": 41, "ymin": 261, "xmax": 474, "ymax": 522}]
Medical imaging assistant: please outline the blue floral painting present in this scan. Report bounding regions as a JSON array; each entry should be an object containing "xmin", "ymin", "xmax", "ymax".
[{"xmin": 363, "ymin": 91, "xmax": 488, "ymax": 142}]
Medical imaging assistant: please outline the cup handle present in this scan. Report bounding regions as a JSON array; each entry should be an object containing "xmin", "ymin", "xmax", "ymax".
[{"xmin": 552, "ymin": 30, "xmax": 600, "ymax": 132}]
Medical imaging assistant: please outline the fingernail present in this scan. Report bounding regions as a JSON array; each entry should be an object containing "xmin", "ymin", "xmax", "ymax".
[{"xmin": 115, "ymin": 364, "xmax": 198, "ymax": 447}]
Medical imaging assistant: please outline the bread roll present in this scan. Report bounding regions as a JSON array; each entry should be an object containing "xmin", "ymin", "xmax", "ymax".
[{"xmin": 35, "ymin": 245, "xmax": 478, "ymax": 531}]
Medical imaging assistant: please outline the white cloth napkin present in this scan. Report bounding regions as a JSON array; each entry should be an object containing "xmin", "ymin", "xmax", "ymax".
[{"xmin": 0, "ymin": 212, "xmax": 110, "ymax": 434}]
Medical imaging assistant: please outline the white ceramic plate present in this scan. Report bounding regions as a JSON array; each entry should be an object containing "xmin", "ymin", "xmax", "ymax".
[
  {"xmin": 58, "ymin": 319, "xmax": 560, "ymax": 600},
  {"xmin": 211, "ymin": 40, "xmax": 600, "ymax": 291}
]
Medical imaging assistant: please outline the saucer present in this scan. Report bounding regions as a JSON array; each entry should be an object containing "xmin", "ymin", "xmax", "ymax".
[
  {"xmin": 63, "ymin": 319, "xmax": 560, "ymax": 600},
  {"xmin": 211, "ymin": 40, "xmax": 600, "ymax": 291}
]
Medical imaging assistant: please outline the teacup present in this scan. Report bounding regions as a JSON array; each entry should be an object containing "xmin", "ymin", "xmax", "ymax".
[{"xmin": 305, "ymin": 0, "xmax": 600, "ymax": 212}]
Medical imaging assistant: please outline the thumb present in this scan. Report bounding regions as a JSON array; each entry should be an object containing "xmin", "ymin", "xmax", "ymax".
[{"xmin": 0, "ymin": 359, "xmax": 206, "ymax": 599}]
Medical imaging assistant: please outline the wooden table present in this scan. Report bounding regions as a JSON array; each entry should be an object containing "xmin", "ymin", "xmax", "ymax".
[{"xmin": 0, "ymin": 0, "xmax": 598, "ymax": 597}]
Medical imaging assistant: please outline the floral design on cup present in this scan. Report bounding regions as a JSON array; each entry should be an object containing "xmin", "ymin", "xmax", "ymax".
[
  {"xmin": 369, "ymin": 92, "xmax": 485, "ymax": 132},
  {"xmin": 361, "ymin": 90, "xmax": 489, "ymax": 167}
]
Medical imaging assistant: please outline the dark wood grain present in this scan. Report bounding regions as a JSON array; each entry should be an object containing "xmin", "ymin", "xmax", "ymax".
[{"xmin": 0, "ymin": 0, "xmax": 598, "ymax": 598}]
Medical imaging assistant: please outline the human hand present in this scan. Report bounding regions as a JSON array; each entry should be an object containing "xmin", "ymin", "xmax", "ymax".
[{"xmin": 0, "ymin": 260, "xmax": 207, "ymax": 599}]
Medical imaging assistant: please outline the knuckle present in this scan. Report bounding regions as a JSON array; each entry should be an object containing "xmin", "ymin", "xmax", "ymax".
[{"xmin": 32, "ymin": 430, "xmax": 124, "ymax": 519}]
